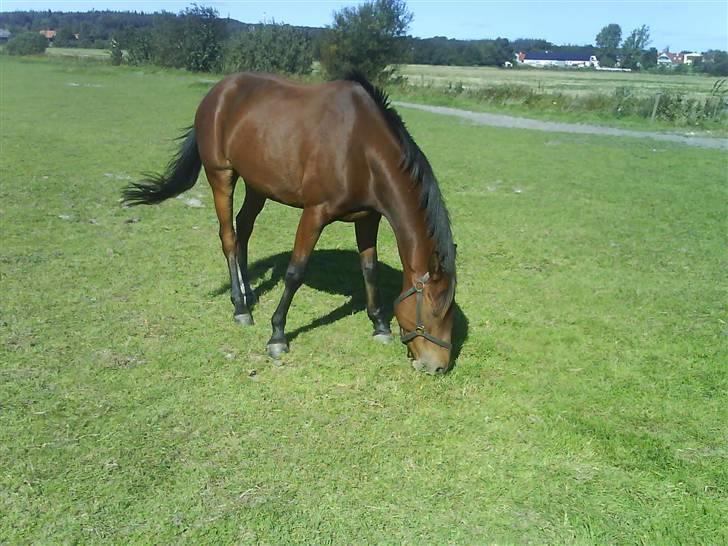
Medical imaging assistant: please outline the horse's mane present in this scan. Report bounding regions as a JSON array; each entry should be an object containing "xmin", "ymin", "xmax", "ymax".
[{"xmin": 344, "ymin": 72, "xmax": 456, "ymax": 294}]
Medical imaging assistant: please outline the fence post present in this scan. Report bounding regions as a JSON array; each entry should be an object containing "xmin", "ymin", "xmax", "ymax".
[{"xmin": 650, "ymin": 92, "xmax": 662, "ymax": 123}]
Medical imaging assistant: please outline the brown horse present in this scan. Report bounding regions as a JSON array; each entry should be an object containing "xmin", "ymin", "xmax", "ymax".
[{"xmin": 124, "ymin": 72, "xmax": 456, "ymax": 374}]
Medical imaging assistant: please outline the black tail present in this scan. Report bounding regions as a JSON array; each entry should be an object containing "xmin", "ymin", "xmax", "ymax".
[{"xmin": 123, "ymin": 127, "xmax": 202, "ymax": 206}]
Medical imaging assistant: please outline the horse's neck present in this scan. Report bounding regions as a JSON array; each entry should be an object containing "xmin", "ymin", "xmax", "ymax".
[{"xmin": 381, "ymin": 189, "xmax": 434, "ymax": 286}]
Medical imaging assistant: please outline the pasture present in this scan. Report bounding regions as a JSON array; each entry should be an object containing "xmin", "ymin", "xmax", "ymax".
[
  {"xmin": 396, "ymin": 64, "xmax": 728, "ymax": 134},
  {"xmin": 1, "ymin": 57, "xmax": 726, "ymax": 543},
  {"xmin": 400, "ymin": 63, "xmax": 724, "ymax": 99},
  {"xmin": 45, "ymin": 47, "xmax": 112, "ymax": 60}
]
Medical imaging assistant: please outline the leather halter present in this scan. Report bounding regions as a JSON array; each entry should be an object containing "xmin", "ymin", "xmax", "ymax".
[{"xmin": 394, "ymin": 272, "xmax": 452, "ymax": 350}]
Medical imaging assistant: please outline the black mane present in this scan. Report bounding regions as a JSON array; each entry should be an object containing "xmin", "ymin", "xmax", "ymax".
[{"xmin": 344, "ymin": 72, "xmax": 456, "ymax": 285}]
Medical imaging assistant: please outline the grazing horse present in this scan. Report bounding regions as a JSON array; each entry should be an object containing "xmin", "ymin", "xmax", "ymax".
[{"xmin": 123, "ymin": 72, "xmax": 456, "ymax": 374}]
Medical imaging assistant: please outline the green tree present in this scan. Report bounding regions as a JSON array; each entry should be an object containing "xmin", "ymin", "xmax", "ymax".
[
  {"xmin": 125, "ymin": 6, "xmax": 225, "ymax": 72},
  {"xmin": 180, "ymin": 5, "xmax": 226, "ymax": 72},
  {"xmin": 126, "ymin": 28, "xmax": 153, "ymax": 65},
  {"xmin": 480, "ymin": 37, "xmax": 513, "ymax": 66},
  {"xmin": 54, "ymin": 26, "xmax": 78, "ymax": 47},
  {"xmin": 595, "ymin": 23, "xmax": 621, "ymax": 67},
  {"xmin": 225, "ymin": 22, "xmax": 313, "ymax": 75},
  {"xmin": 5, "ymin": 31, "xmax": 48, "ymax": 55},
  {"xmin": 640, "ymin": 47, "xmax": 658, "ymax": 70},
  {"xmin": 320, "ymin": 0, "xmax": 413, "ymax": 81},
  {"xmin": 109, "ymin": 37, "xmax": 123, "ymax": 65},
  {"xmin": 703, "ymin": 50, "xmax": 728, "ymax": 76},
  {"xmin": 621, "ymin": 25, "xmax": 651, "ymax": 69}
]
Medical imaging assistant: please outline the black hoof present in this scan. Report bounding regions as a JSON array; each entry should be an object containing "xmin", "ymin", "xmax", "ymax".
[
  {"xmin": 234, "ymin": 313, "xmax": 254, "ymax": 326},
  {"xmin": 266, "ymin": 342, "xmax": 289, "ymax": 359}
]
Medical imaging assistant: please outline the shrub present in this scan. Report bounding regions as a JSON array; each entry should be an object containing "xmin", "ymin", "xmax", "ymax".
[
  {"xmin": 224, "ymin": 23, "xmax": 313, "ymax": 75},
  {"xmin": 125, "ymin": 7, "xmax": 225, "ymax": 72},
  {"xmin": 126, "ymin": 29, "xmax": 153, "ymax": 66},
  {"xmin": 109, "ymin": 38, "xmax": 123, "ymax": 66},
  {"xmin": 6, "ymin": 32, "xmax": 48, "ymax": 56}
]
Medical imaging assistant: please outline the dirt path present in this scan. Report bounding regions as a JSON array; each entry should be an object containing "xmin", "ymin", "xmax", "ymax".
[{"xmin": 394, "ymin": 101, "xmax": 728, "ymax": 150}]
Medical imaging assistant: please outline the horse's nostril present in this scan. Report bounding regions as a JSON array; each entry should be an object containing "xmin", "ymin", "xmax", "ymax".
[{"xmin": 434, "ymin": 366, "xmax": 446, "ymax": 375}]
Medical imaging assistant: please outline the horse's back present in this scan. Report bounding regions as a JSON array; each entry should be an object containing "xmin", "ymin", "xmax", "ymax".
[{"xmin": 194, "ymin": 73, "xmax": 399, "ymax": 211}]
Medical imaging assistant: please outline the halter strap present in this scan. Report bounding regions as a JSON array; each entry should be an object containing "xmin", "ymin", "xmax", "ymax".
[{"xmin": 394, "ymin": 272, "xmax": 452, "ymax": 350}]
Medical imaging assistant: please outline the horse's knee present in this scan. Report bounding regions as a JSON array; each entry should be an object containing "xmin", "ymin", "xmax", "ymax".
[
  {"xmin": 361, "ymin": 260, "xmax": 378, "ymax": 283},
  {"xmin": 285, "ymin": 263, "xmax": 305, "ymax": 288}
]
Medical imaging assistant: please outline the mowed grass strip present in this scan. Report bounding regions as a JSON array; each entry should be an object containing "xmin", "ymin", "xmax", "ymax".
[{"xmin": 1, "ymin": 57, "xmax": 726, "ymax": 543}]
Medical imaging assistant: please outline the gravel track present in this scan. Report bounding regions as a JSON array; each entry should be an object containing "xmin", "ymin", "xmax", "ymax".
[{"xmin": 394, "ymin": 101, "xmax": 728, "ymax": 150}]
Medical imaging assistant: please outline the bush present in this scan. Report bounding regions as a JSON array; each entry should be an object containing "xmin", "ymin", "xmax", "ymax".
[
  {"xmin": 225, "ymin": 23, "xmax": 313, "ymax": 75},
  {"xmin": 109, "ymin": 38, "xmax": 123, "ymax": 66},
  {"xmin": 125, "ymin": 7, "xmax": 225, "ymax": 72},
  {"xmin": 126, "ymin": 29, "xmax": 153, "ymax": 66},
  {"xmin": 6, "ymin": 32, "xmax": 48, "ymax": 56}
]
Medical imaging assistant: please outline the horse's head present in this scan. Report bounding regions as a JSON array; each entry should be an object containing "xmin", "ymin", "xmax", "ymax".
[{"xmin": 394, "ymin": 251, "xmax": 455, "ymax": 375}]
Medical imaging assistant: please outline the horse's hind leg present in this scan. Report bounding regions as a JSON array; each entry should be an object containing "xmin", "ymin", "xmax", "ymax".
[
  {"xmin": 355, "ymin": 213, "xmax": 392, "ymax": 343},
  {"xmin": 235, "ymin": 184, "xmax": 266, "ymax": 306},
  {"xmin": 207, "ymin": 168, "xmax": 253, "ymax": 325},
  {"xmin": 267, "ymin": 206, "xmax": 329, "ymax": 359}
]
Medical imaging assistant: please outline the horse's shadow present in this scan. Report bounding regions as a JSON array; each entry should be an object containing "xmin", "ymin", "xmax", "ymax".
[{"xmin": 213, "ymin": 249, "xmax": 469, "ymax": 361}]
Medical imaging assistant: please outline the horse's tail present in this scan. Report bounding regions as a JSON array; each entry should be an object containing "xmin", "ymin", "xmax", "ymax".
[{"xmin": 122, "ymin": 127, "xmax": 202, "ymax": 206}]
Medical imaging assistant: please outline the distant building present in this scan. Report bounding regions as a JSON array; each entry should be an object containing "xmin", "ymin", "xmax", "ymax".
[
  {"xmin": 517, "ymin": 51, "xmax": 599, "ymax": 68},
  {"xmin": 0, "ymin": 29, "xmax": 11, "ymax": 43},
  {"xmin": 682, "ymin": 52, "xmax": 703, "ymax": 65},
  {"xmin": 657, "ymin": 51, "xmax": 683, "ymax": 66},
  {"xmin": 39, "ymin": 29, "xmax": 56, "ymax": 41}
]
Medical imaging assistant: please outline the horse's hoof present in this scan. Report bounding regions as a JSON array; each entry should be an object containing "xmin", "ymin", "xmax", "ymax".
[
  {"xmin": 234, "ymin": 313, "xmax": 254, "ymax": 326},
  {"xmin": 373, "ymin": 332, "xmax": 393, "ymax": 344},
  {"xmin": 266, "ymin": 342, "xmax": 289, "ymax": 359}
]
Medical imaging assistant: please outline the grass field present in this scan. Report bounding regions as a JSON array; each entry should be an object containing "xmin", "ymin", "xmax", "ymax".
[
  {"xmin": 399, "ymin": 64, "xmax": 725, "ymax": 99},
  {"xmin": 36, "ymin": 49, "xmax": 728, "ymax": 131},
  {"xmin": 395, "ymin": 64, "xmax": 728, "ymax": 133},
  {"xmin": 2, "ymin": 56, "xmax": 727, "ymax": 543},
  {"xmin": 45, "ymin": 47, "xmax": 112, "ymax": 60}
]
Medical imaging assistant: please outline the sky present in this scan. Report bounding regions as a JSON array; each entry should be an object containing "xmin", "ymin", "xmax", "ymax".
[{"xmin": 2, "ymin": 1, "xmax": 727, "ymax": 52}]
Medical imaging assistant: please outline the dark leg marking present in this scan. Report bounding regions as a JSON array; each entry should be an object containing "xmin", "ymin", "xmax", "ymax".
[
  {"xmin": 355, "ymin": 213, "xmax": 392, "ymax": 342},
  {"xmin": 266, "ymin": 206, "xmax": 328, "ymax": 358},
  {"xmin": 235, "ymin": 186, "xmax": 266, "ymax": 311}
]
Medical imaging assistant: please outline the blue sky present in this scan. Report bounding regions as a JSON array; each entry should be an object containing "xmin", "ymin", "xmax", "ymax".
[{"xmin": 2, "ymin": 1, "xmax": 726, "ymax": 52}]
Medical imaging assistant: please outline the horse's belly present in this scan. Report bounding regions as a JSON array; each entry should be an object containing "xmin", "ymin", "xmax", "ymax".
[
  {"xmin": 338, "ymin": 210, "xmax": 372, "ymax": 222},
  {"xmin": 231, "ymin": 160, "xmax": 305, "ymax": 208}
]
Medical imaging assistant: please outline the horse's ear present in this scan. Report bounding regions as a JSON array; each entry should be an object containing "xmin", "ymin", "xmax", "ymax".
[{"xmin": 428, "ymin": 251, "xmax": 443, "ymax": 280}]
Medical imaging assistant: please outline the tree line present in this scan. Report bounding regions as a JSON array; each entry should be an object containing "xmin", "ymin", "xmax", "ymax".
[
  {"xmin": 2, "ymin": 3, "xmax": 727, "ymax": 78},
  {"xmin": 594, "ymin": 22, "xmax": 728, "ymax": 75}
]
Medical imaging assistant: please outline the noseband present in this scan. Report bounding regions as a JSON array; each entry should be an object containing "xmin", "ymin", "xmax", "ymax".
[{"xmin": 394, "ymin": 272, "xmax": 452, "ymax": 350}]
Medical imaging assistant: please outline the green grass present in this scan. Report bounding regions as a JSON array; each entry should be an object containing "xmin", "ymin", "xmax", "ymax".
[
  {"xmin": 46, "ymin": 47, "xmax": 111, "ymax": 60},
  {"xmin": 1, "ymin": 56, "xmax": 727, "ymax": 543},
  {"xmin": 395, "ymin": 64, "xmax": 728, "ymax": 134},
  {"xmin": 400, "ymin": 64, "xmax": 724, "ymax": 99}
]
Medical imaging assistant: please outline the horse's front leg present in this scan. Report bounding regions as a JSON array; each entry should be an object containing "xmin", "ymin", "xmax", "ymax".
[
  {"xmin": 267, "ymin": 206, "xmax": 329, "ymax": 359},
  {"xmin": 355, "ymin": 213, "xmax": 392, "ymax": 343}
]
